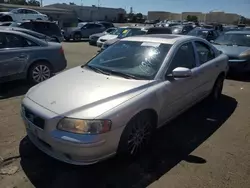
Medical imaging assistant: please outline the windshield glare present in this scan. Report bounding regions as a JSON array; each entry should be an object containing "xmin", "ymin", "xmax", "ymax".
[
  {"xmin": 214, "ymin": 33, "xmax": 250, "ymax": 47},
  {"xmin": 86, "ymin": 41, "xmax": 172, "ymax": 80}
]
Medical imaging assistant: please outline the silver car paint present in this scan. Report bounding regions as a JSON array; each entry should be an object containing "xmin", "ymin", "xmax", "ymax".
[
  {"xmin": 21, "ymin": 35, "xmax": 228, "ymax": 165},
  {"xmin": 0, "ymin": 30, "xmax": 67, "ymax": 83}
]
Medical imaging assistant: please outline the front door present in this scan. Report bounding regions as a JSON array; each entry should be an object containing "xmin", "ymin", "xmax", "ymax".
[{"xmin": 158, "ymin": 42, "xmax": 201, "ymax": 125}]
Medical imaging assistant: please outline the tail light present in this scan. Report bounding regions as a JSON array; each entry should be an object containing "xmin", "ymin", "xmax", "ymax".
[{"xmin": 59, "ymin": 47, "xmax": 64, "ymax": 54}]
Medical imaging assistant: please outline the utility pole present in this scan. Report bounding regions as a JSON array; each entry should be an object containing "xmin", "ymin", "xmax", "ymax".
[{"xmin": 40, "ymin": 0, "xmax": 43, "ymax": 7}]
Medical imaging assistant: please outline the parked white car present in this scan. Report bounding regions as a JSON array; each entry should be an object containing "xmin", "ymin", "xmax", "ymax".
[
  {"xmin": 21, "ymin": 35, "xmax": 228, "ymax": 165},
  {"xmin": 0, "ymin": 8, "xmax": 48, "ymax": 22}
]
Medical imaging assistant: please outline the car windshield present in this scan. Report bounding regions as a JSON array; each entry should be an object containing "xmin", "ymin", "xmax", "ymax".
[
  {"xmin": 213, "ymin": 33, "xmax": 250, "ymax": 47},
  {"xmin": 188, "ymin": 29, "xmax": 209, "ymax": 37},
  {"xmin": 85, "ymin": 41, "xmax": 172, "ymax": 80},
  {"xmin": 111, "ymin": 27, "xmax": 131, "ymax": 36}
]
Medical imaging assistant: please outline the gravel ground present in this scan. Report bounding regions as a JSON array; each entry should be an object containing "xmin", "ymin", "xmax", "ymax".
[{"xmin": 0, "ymin": 41, "xmax": 250, "ymax": 188}]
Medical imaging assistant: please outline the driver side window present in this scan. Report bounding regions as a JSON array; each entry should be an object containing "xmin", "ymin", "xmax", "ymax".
[{"xmin": 167, "ymin": 42, "xmax": 196, "ymax": 74}]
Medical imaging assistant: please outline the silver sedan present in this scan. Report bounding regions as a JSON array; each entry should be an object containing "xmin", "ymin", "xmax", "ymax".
[{"xmin": 21, "ymin": 35, "xmax": 228, "ymax": 165}]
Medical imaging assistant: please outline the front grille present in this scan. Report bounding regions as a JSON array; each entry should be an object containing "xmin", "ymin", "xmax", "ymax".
[
  {"xmin": 23, "ymin": 107, "xmax": 45, "ymax": 129},
  {"xmin": 100, "ymin": 39, "xmax": 107, "ymax": 42}
]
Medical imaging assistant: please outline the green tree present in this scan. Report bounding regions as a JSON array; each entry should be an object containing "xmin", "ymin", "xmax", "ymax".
[
  {"xmin": 136, "ymin": 13, "xmax": 143, "ymax": 19},
  {"xmin": 27, "ymin": 0, "xmax": 40, "ymax": 6},
  {"xmin": 8, "ymin": 0, "xmax": 27, "ymax": 5},
  {"xmin": 187, "ymin": 15, "xmax": 198, "ymax": 22}
]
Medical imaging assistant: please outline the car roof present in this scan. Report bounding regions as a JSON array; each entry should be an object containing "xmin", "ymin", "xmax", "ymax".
[
  {"xmin": 121, "ymin": 34, "xmax": 197, "ymax": 44},
  {"xmin": 17, "ymin": 20, "xmax": 56, "ymax": 24},
  {"xmin": 225, "ymin": 30, "xmax": 250, "ymax": 34},
  {"xmin": 194, "ymin": 27, "xmax": 214, "ymax": 31}
]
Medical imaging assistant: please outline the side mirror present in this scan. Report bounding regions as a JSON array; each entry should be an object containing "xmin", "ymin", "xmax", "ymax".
[{"xmin": 171, "ymin": 67, "xmax": 192, "ymax": 78}]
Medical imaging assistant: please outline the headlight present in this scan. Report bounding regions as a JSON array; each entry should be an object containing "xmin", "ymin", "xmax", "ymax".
[
  {"xmin": 57, "ymin": 118, "xmax": 112, "ymax": 134},
  {"xmin": 239, "ymin": 50, "xmax": 250, "ymax": 59}
]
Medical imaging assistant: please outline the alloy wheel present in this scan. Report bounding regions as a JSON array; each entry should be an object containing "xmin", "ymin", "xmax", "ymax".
[
  {"xmin": 127, "ymin": 119, "xmax": 152, "ymax": 155},
  {"xmin": 32, "ymin": 64, "xmax": 51, "ymax": 83}
]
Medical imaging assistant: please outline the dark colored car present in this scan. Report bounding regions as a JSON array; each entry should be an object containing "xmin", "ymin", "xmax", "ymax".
[
  {"xmin": 171, "ymin": 25, "xmax": 194, "ymax": 35},
  {"xmin": 187, "ymin": 28, "xmax": 220, "ymax": 41},
  {"xmin": 146, "ymin": 27, "xmax": 172, "ymax": 34},
  {"xmin": 0, "ymin": 26, "xmax": 58, "ymax": 42},
  {"xmin": 212, "ymin": 31, "xmax": 250, "ymax": 73},
  {"xmin": 9, "ymin": 20, "xmax": 64, "ymax": 42}
]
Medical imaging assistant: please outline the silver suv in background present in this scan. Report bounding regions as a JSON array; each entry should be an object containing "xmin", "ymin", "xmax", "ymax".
[
  {"xmin": 63, "ymin": 22, "xmax": 106, "ymax": 41},
  {"xmin": 0, "ymin": 30, "xmax": 67, "ymax": 84}
]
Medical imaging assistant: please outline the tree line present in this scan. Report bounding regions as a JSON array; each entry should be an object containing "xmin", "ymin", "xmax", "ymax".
[{"xmin": 4, "ymin": 0, "xmax": 40, "ymax": 7}]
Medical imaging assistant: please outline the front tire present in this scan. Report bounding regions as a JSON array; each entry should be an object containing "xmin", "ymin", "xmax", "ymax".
[
  {"xmin": 117, "ymin": 112, "xmax": 155, "ymax": 157},
  {"xmin": 28, "ymin": 62, "xmax": 52, "ymax": 84},
  {"xmin": 73, "ymin": 33, "xmax": 82, "ymax": 41}
]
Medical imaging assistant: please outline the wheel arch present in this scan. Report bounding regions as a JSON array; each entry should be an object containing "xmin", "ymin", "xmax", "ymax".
[{"xmin": 26, "ymin": 59, "xmax": 54, "ymax": 79}]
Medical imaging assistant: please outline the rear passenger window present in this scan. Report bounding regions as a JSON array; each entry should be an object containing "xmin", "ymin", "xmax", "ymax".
[
  {"xmin": 5, "ymin": 33, "xmax": 37, "ymax": 48},
  {"xmin": 19, "ymin": 22, "xmax": 33, "ymax": 30},
  {"xmin": 194, "ymin": 41, "xmax": 215, "ymax": 65}
]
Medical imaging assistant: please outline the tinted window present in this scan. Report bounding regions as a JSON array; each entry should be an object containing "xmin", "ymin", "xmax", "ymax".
[
  {"xmin": 147, "ymin": 28, "xmax": 172, "ymax": 34},
  {"xmin": 195, "ymin": 41, "xmax": 215, "ymax": 64},
  {"xmin": 0, "ymin": 33, "xmax": 7, "ymax": 48},
  {"xmin": 87, "ymin": 41, "xmax": 172, "ymax": 80},
  {"xmin": 5, "ymin": 33, "xmax": 37, "ymax": 48},
  {"xmin": 19, "ymin": 22, "xmax": 33, "ymax": 30},
  {"xmin": 168, "ymin": 42, "xmax": 196, "ymax": 73},
  {"xmin": 48, "ymin": 23, "xmax": 61, "ymax": 35},
  {"xmin": 25, "ymin": 9, "xmax": 37, "ymax": 14},
  {"xmin": 100, "ymin": 23, "xmax": 113, "ymax": 28},
  {"xmin": 87, "ymin": 24, "xmax": 102, "ymax": 29}
]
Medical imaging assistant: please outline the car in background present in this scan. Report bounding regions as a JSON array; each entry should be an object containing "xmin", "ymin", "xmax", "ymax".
[
  {"xmin": 146, "ymin": 27, "xmax": 172, "ymax": 34},
  {"xmin": 187, "ymin": 28, "xmax": 220, "ymax": 42},
  {"xmin": 0, "ymin": 8, "xmax": 48, "ymax": 22},
  {"xmin": 212, "ymin": 31, "xmax": 250, "ymax": 73},
  {"xmin": 63, "ymin": 22, "xmax": 106, "ymax": 41},
  {"xmin": 100, "ymin": 27, "xmax": 147, "ymax": 50},
  {"xmin": 243, "ymin": 27, "xmax": 250, "ymax": 31},
  {"xmin": 0, "ymin": 26, "xmax": 59, "ymax": 43},
  {"xmin": 0, "ymin": 29, "xmax": 67, "ymax": 84},
  {"xmin": 21, "ymin": 35, "xmax": 228, "ymax": 165},
  {"xmin": 0, "ymin": 22, "xmax": 14, "ymax": 26},
  {"xmin": 89, "ymin": 27, "xmax": 117, "ymax": 45},
  {"xmin": 171, "ymin": 25, "xmax": 194, "ymax": 35},
  {"xmin": 95, "ymin": 21, "xmax": 114, "ymax": 29},
  {"xmin": 9, "ymin": 20, "xmax": 64, "ymax": 42}
]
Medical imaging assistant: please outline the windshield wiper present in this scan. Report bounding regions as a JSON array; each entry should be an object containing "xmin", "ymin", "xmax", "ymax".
[
  {"xmin": 107, "ymin": 70, "xmax": 140, "ymax": 79},
  {"xmin": 86, "ymin": 65, "xmax": 110, "ymax": 75}
]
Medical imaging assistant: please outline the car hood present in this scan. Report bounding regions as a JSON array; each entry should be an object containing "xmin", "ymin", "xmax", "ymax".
[
  {"xmin": 26, "ymin": 66, "xmax": 151, "ymax": 118},
  {"xmin": 90, "ymin": 33, "xmax": 105, "ymax": 38},
  {"xmin": 99, "ymin": 34, "xmax": 118, "ymax": 41},
  {"xmin": 213, "ymin": 44, "xmax": 249, "ymax": 58},
  {"xmin": 105, "ymin": 38, "xmax": 120, "ymax": 45}
]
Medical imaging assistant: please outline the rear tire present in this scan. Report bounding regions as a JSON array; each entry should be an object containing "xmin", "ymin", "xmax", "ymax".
[
  {"xmin": 73, "ymin": 33, "xmax": 82, "ymax": 41},
  {"xmin": 209, "ymin": 75, "xmax": 224, "ymax": 101},
  {"xmin": 117, "ymin": 111, "xmax": 155, "ymax": 158},
  {"xmin": 28, "ymin": 62, "xmax": 52, "ymax": 84}
]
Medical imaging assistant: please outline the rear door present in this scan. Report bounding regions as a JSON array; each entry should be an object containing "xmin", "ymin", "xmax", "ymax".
[
  {"xmin": 193, "ymin": 40, "xmax": 218, "ymax": 96},
  {"xmin": 0, "ymin": 32, "xmax": 38, "ymax": 78}
]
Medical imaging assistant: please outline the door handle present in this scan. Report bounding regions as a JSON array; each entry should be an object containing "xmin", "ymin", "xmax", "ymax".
[{"xmin": 18, "ymin": 54, "xmax": 26, "ymax": 58}]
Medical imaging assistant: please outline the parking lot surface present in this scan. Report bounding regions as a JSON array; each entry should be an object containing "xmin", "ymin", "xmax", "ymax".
[{"xmin": 0, "ymin": 41, "xmax": 250, "ymax": 188}]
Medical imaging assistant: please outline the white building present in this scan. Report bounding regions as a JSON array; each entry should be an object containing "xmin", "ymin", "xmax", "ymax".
[{"xmin": 45, "ymin": 3, "xmax": 126, "ymax": 22}]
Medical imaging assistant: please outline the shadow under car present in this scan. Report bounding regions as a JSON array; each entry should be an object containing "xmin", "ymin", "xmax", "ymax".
[{"xmin": 19, "ymin": 94, "xmax": 237, "ymax": 188}]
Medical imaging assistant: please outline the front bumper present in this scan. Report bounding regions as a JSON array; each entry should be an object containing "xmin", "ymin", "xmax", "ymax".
[
  {"xmin": 21, "ymin": 97, "xmax": 124, "ymax": 165},
  {"xmin": 97, "ymin": 41, "xmax": 104, "ymax": 47}
]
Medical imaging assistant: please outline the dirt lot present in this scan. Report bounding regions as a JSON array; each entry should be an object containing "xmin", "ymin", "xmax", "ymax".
[{"xmin": 0, "ymin": 42, "xmax": 250, "ymax": 188}]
